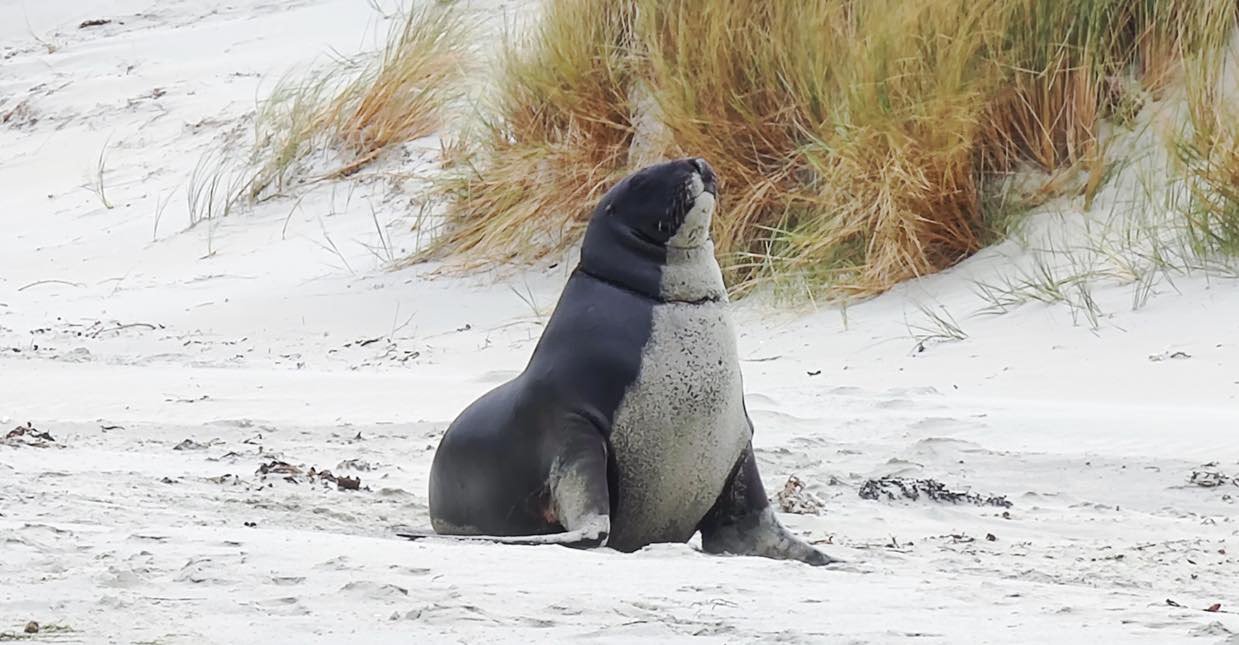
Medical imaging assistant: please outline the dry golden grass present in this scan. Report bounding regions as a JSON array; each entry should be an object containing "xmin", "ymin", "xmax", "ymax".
[
  {"xmin": 1175, "ymin": 4, "xmax": 1239, "ymax": 256},
  {"xmin": 247, "ymin": 4, "xmax": 469, "ymax": 200},
  {"xmin": 425, "ymin": 0, "xmax": 1238, "ymax": 298},
  {"xmin": 413, "ymin": 0, "xmax": 637, "ymax": 268},
  {"xmin": 982, "ymin": 2, "xmax": 1235, "ymax": 173},
  {"xmin": 329, "ymin": 5, "xmax": 470, "ymax": 178},
  {"xmin": 639, "ymin": 1, "xmax": 1000, "ymax": 294},
  {"xmin": 1180, "ymin": 133, "xmax": 1239, "ymax": 255}
]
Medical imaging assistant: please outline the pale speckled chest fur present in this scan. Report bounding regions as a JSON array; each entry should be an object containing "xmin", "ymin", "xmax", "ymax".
[
  {"xmin": 607, "ymin": 300, "xmax": 750, "ymax": 549},
  {"xmin": 605, "ymin": 230, "xmax": 751, "ymax": 550}
]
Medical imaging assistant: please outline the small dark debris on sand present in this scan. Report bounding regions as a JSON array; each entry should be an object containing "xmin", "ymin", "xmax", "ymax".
[
  {"xmin": 337, "ymin": 458, "xmax": 376, "ymax": 471},
  {"xmin": 0, "ymin": 622, "xmax": 73, "ymax": 639},
  {"xmin": 325, "ymin": 471, "xmax": 362, "ymax": 491},
  {"xmin": 208, "ymin": 450, "xmax": 247, "ymax": 463},
  {"xmin": 1189, "ymin": 463, "xmax": 1236, "ymax": 488},
  {"xmin": 165, "ymin": 394, "xmax": 210, "ymax": 404},
  {"xmin": 173, "ymin": 438, "xmax": 210, "ymax": 451},
  {"xmin": 859, "ymin": 477, "xmax": 1012, "ymax": 508},
  {"xmin": 256, "ymin": 460, "xmax": 301, "ymax": 480},
  {"xmin": 3, "ymin": 423, "xmax": 56, "ymax": 448},
  {"xmin": 776, "ymin": 475, "xmax": 826, "ymax": 515},
  {"xmin": 255, "ymin": 460, "xmax": 366, "ymax": 491},
  {"xmin": 1148, "ymin": 350, "xmax": 1191, "ymax": 362},
  {"xmin": 79, "ymin": 19, "xmax": 112, "ymax": 28}
]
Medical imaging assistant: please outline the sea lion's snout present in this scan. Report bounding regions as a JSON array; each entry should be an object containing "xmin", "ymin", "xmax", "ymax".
[
  {"xmin": 667, "ymin": 158, "xmax": 717, "ymax": 250},
  {"xmin": 690, "ymin": 157, "xmax": 717, "ymax": 196}
]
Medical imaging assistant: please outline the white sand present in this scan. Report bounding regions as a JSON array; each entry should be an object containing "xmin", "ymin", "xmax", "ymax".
[{"xmin": 2, "ymin": 1, "xmax": 1237, "ymax": 643}]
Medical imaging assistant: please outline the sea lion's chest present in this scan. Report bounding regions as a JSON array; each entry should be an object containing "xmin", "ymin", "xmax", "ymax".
[{"xmin": 607, "ymin": 300, "xmax": 750, "ymax": 549}]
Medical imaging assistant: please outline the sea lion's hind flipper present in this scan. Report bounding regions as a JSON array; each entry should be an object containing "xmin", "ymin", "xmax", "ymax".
[{"xmin": 697, "ymin": 443, "xmax": 840, "ymax": 566}]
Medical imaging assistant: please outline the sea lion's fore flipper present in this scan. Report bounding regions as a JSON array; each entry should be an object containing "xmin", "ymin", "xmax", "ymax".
[
  {"xmin": 697, "ymin": 442, "xmax": 839, "ymax": 566},
  {"xmin": 542, "ymin": 420, "xmax": 612, "ymax": 547}
]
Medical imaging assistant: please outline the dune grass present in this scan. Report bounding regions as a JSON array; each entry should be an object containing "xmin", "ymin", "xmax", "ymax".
[
  {"xmin": 1175, "ymin": 9, "xmax": 1239, "ymax": 257},
  {"xmin": 414, "ymin": 0, "xmax": 638, "ymax": 269},
  {"xmin": 185, "ymin": 2, "xmax": 470, "ymax": 230},
  {"xmin": 423, "ymin": 0, "xmax": 1238, "ymax": 299},
  {"xmin": 638, "ymin": 1, "xmax": 1002, "ymax": 295},
  {"xmin": 247, "ymin": 3, "xmax": 470, "ymax": 200},
  {"xmin": 1178, "ymin": 119, "xmax": 1239, "ymax": 257}
]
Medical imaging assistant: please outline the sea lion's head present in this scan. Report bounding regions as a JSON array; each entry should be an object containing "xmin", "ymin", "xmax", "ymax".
[
  {"xmin": 579, "ymin": 158, "xmax": 725, "ymax": 303},
  {"xmin": 593, "ymin": 157, "xmax": 717, "ymax": 250}
]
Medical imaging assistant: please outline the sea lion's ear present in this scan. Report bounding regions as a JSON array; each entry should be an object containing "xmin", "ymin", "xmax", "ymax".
[{"xmin": 605, "ymin": 203, "xmax": 615, "ymax": 216}]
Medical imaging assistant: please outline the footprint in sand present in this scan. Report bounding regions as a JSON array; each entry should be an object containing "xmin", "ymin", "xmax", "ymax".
[
  {"xmin": 252, "ymin": 596, "xmax": 311, "ymax": 616},
  {"xmin": 475, "ymin": 369, "xmax": 520, "ymax": 383},
  {"xmin": 907, "ymin": 436, "xmax": 989, "ymax": 459},
  {"xmin": 907, "ymin": 417, "xmax": 969, "ymax": 431},
  {"xmin": 875, "ymin": 398, "xmax": 918, "ymax": 410},
  {"xmin": 338, "ymin": 580, "xmax": 409, "ymax": 600},
  {"xmin": 744, "ymin": 392, "xmax": 779, "ymax": 407},
  {"xmin": 176, "ymin": 555, "xmax": 244, "ymax": 585},
  {"xmin": 394, "ymin": 604, "xmax": 505, "ymax": 626},
  {"xmin": 887, "ymin": 386, "xmax": 943, "ymax": 397},
  {"xmin": 97, "ymin": 565, "xmax": 149, "ymax": 589}
]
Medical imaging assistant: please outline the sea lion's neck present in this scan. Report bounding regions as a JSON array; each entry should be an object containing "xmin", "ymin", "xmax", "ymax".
[
  {"xmin": 659, "ymin": 240, "xmax": 728, "ymax": 304},
  {"xmin": 578, "ymin": 217, "xmax": 666, "ymax": 301},
  {"xmin": 578, "ymin": 220, "xmax": 726, "ymax": 304}
]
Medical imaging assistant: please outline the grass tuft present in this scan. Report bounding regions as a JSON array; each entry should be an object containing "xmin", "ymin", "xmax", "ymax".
[
  {"xmin": 907, "ymin": 301, "xmax": 969, "ymax": 353},
  {"xmin": 412, "ymin": 0, "xmax": 638, "ymax": 269},
  {"xmin": 89, "ymin": 138, "xmax": 114, "ymax": 210},
  {"xmin": 326, "ymin": 5, "xmax": 471, "ymax": 179},
  {"xmin": 248, "ymin": 3, "xmax": 470, "ymax": 200},
  {"xmin": 189, "ymin": 2, "xmax": 470, "ymax": 225},
  {"xmin": 1176, "ymin": 10, "xmax": 1239, "ymax": 257}
]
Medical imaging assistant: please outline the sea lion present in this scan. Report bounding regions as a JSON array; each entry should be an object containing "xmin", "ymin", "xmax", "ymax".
[{"xmin": 417, "ymin": 157, "xmax": 835, "ymax": 566}]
